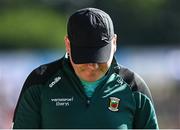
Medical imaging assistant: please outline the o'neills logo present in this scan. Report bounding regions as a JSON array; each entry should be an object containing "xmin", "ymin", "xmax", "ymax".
[
  {"xmin": 49, "ymin": 76, "xmax": 61, "ymax": 88},
  {"xmin": 108, "ymin": 97, "xmax": 120, "ymax": 112}
]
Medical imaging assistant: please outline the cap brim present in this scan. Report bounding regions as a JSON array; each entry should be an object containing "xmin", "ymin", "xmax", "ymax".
[{"xmin": 71, "ymin": 43, "xmax": 111, "ymax": 64}]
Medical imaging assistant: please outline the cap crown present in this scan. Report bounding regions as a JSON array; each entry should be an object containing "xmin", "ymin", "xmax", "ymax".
[{"xmin": 67, "ymin": 8, "xmax": 114, "ymax": 47}]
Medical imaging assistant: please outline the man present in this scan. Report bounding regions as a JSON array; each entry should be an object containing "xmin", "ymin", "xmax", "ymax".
[{"xmin": 12, "ymin": 8, "xmax": 159, "ymax": 129}]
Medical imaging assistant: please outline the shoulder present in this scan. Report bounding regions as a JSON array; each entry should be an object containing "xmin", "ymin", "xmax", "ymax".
[
  {"xmin": 115, "ymin": 64, "xmax": 153, "ymax": 102},
  {"xmin": 23, "ymin": 58, "xmax": 63, "ymax": 88},
  {"xmin": 13, "ymin": 57, "xmax": 64, "ymax": 122}
]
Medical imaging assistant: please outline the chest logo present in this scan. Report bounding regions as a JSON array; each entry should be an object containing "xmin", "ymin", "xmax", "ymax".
[
  {"xmin": 51, "ymin": 97, "xmax": 74, "ymax": 107},
  {"xmin": 108, "ymin": 97, "xmax": 120, "ymax": 112}
]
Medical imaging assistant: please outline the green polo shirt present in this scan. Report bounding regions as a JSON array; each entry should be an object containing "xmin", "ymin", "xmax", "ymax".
[{"xmin": 13, "ymin": 56, "xmax": 159, "ymax": 129}]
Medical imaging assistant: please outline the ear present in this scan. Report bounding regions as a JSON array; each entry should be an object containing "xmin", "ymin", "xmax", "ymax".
[
  {"xmin": 64, "ymin": 36, "xmax": 71, "ymax": 53},
  {"xmin": 112, "ymin": 34, "xmax": 117, "ymax": 53}
]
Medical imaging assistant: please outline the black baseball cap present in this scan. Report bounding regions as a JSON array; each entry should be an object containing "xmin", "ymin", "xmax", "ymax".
[{"xmin": 67, "ymin": 8, "xmax": 115, "ymax": 64}]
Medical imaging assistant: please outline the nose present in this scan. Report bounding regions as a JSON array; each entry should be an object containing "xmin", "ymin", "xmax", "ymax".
[{"xmin": 87, "ymin": 63, "xmax": 99, "ymax": 70}]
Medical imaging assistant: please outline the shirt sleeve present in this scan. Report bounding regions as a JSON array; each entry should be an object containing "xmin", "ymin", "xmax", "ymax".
[
  {"xmin": 133, "ymin": 91, "xmax": 159, "ymax": 129},
  {"xmin": 13, "ymin": 85, "xmax": 41, "ymax": 129}
]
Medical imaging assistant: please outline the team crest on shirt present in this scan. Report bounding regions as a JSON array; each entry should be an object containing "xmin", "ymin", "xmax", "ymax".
[{"xmin": 108, "ymin": 97, "xmax": 120, "ymax": 112}]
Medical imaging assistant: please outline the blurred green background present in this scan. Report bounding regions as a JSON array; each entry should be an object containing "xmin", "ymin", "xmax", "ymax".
[
  {"xmin": 0, "ymin": 0, "xmax": 180, "ymax": 128},
  {"xmin": 1, "ymin": 0, "xmax": 180, "ymax": 49}
]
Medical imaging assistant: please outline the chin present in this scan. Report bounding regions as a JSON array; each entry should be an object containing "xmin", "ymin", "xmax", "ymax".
[
  {"xmin": 83, "ymin": 77, "xmax": 100, "ymax": 82},
  {"xmin": 86, "ymin": 79, "xmax": 97, "ymax": 82}
]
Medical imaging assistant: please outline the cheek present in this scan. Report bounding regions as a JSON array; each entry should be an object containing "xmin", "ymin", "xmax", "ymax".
[
  {"xmin": 78, "ymin": 66, "xmax": 86, "ymax": 71},
  {"xmin": 75, "ymin": 65, "xmax": 87, "ymax": 72},
  {"xmin": 99, "ymin": 65, "xmax": 109, "ymax": 73}
]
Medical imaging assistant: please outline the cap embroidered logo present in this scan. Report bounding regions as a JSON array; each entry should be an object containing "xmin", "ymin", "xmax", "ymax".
[{"xmin": 108, "ymin": 97, "xmax": 120, "ymax": 112}]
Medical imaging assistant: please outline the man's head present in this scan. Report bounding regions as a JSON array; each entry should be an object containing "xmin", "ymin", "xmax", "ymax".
[{"xmin": 65, "ymin": 8, "xmax": 117, "ymax": 82}]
